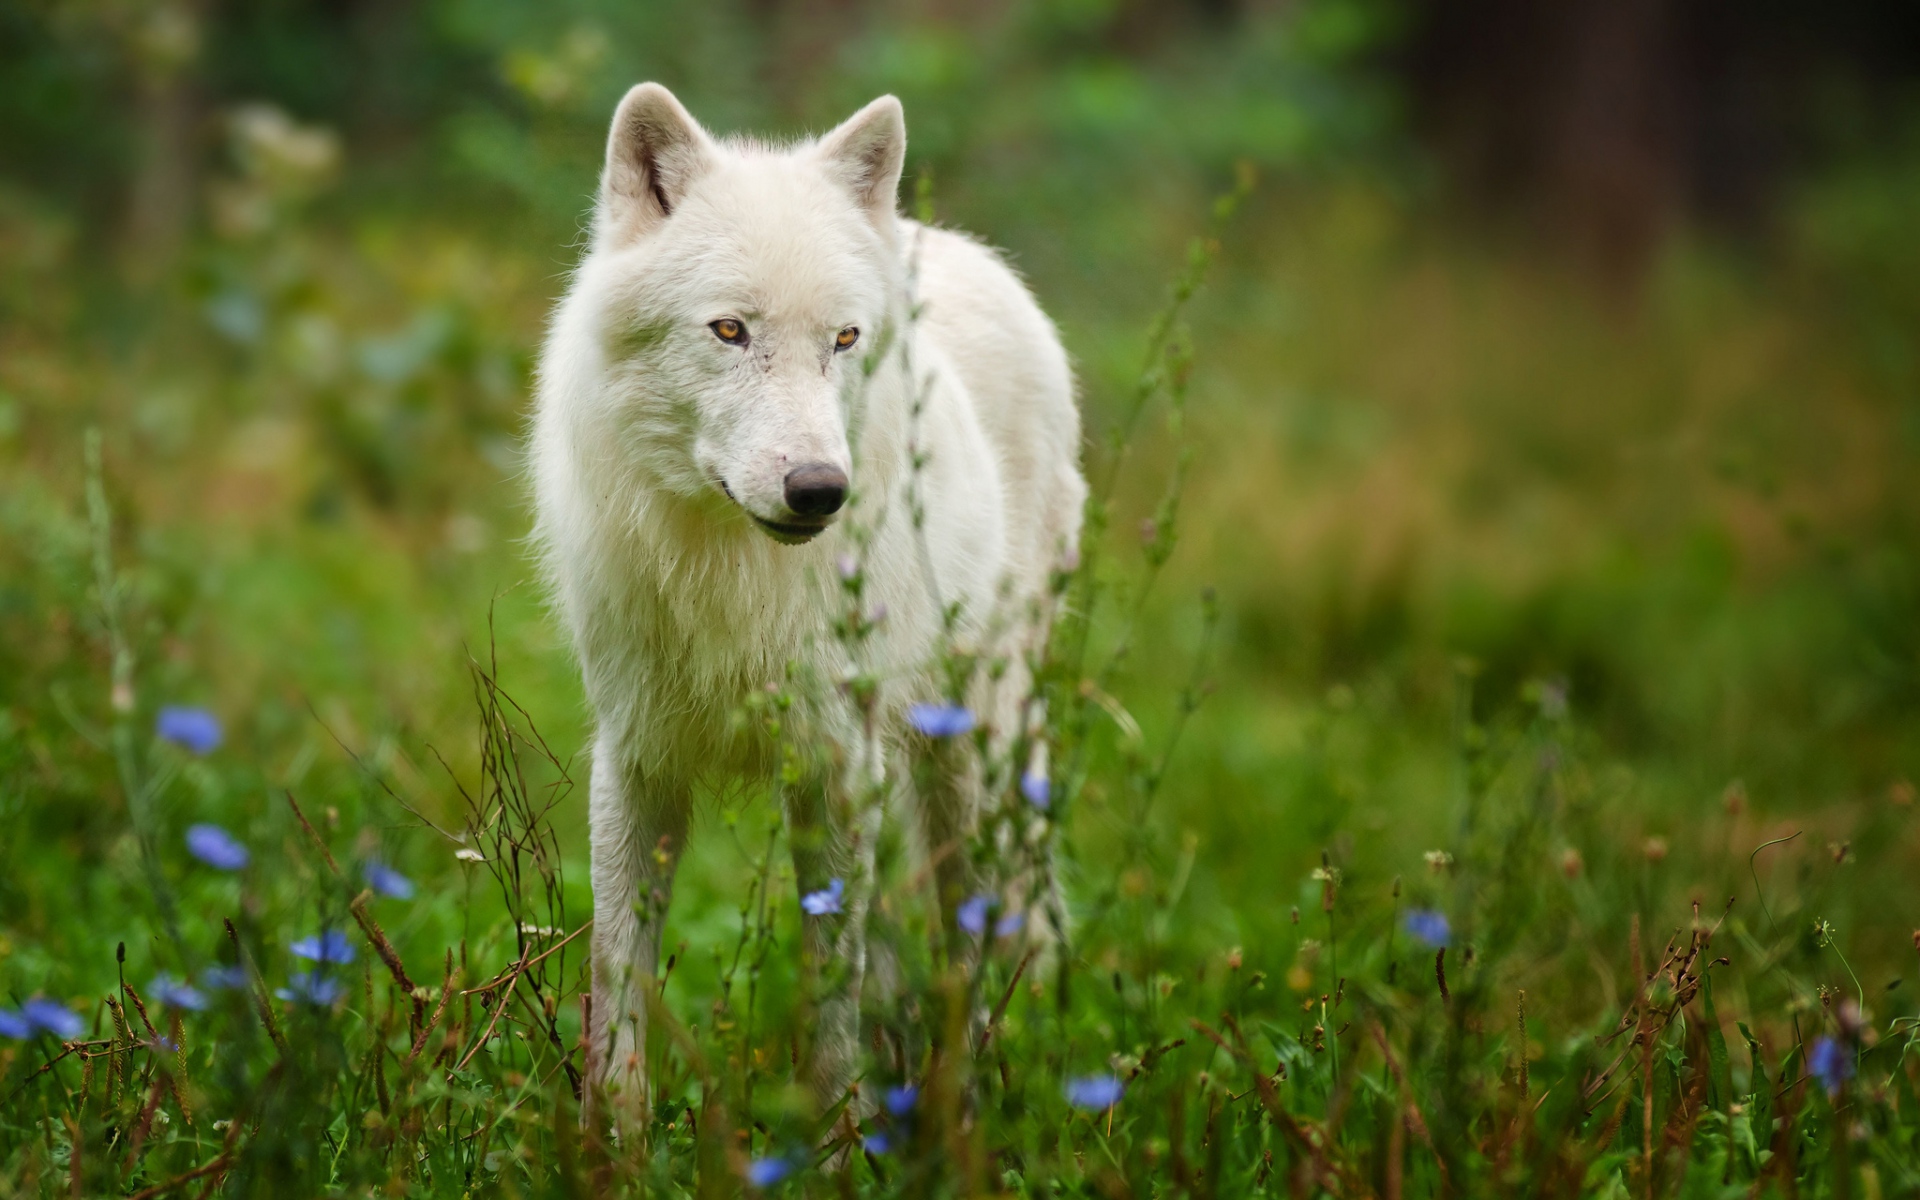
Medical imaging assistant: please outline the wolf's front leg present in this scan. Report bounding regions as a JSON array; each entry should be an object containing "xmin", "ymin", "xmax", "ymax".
[
  {"xmin": 785, "ymin": 775, "xmax": 880, "ymax": 1113},
  {"xmin": 588, "ymin": 734, "xmax": 688, "ymax": 1129}
]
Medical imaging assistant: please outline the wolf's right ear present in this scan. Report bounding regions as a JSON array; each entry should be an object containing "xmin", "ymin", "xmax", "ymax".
[
  {"xmin": 598, "ymin": 83, "xmax": 713, "ymax": 245},
  {"xmin": 817, "ymin": 96, "xmax": 906, "ymax": 227}
]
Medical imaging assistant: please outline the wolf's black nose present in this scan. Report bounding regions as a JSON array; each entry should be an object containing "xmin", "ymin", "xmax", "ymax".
[{"xmin": 784, "ymin": 463, "xmax": 848, "ymax": 517}]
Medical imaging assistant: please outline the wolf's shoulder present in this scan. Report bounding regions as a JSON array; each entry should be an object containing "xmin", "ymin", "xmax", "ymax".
[
  {"xmin": 895, "ymin": 219, "xmax": 1062, "ymax": 363},
  {"xmin": 898, "ymin": 219, "xmax": 1034, "ymax": 301}
]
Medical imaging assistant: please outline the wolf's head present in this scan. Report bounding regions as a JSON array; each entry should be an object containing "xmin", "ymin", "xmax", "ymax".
[{"xmin": 578, "ymin": 84, "xmax": 906, "ymax": 546}]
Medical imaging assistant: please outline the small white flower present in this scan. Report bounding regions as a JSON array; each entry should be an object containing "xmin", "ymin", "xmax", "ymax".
[{"xmin": 455, "ymin": 848, "xmax": 486, "ymax": 864}]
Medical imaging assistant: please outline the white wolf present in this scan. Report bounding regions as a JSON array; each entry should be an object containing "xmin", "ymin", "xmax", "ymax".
[{"xmin": 530, "ymin": 83, "xmax": 1085, "ymax": 1119}]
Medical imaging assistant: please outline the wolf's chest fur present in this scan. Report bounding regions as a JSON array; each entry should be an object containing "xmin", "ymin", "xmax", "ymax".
[{"xmin": 566, "ymin": 499, "xmax": 855, "ymax": 772}]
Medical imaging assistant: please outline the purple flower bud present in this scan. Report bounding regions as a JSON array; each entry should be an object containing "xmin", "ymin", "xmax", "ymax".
[
  {"xmin": 364, "ymin": 860, "xmax": 415, "ymax": 900},
  {"xmin": 201, "ymin": 965, "xmax": 249, "ymax": 991},
  {"xmin": 801, "ymin": 877, "xmax": 844, "ymax": 916},
  {"xmin": 957, "ymin": 894, "xmax": 991, "ymax": 936},
  {"xmin": 156, "ymin": 706, "xmax": 222, "ymax": 754},
  {"xmin": 1809, "ymin": 1036, "xmax": 1854, "ymax": 1095},
  {"xmin": 1065, "ymin": 1075, "xmax": 1124, "ymax": 1110},
  {"xmin": 1402, "ymin": 908, "xmax": 1450, "ymax": 949},
  {"xmin": 291, "ymin": 929, "xmax": 355, "ymax": 964},
  {"xmin": 908, "ymin": 702, "xmax": 974, "ymax": 738},
  {"xmin": 185, "ymin": 824, "xmax": 249, "ymax": 870},
  {"xmin": 21, "ymin": 999, "xmax": 83, "ymax": 1040},
  {"xmin": 275, "ymin": 970, "xmax": 343, "ymax": 1006},
  {"xmin": 884, "ymin": 1084, "xmax": 917, "ymax": 1115},
  {"xmin": 150, "ymin": 975, "xmax": 208, "ymax": 1011},
  {"xmin": 1021, "ymin": 768, "xmax": 1050, "ymax": 809}
]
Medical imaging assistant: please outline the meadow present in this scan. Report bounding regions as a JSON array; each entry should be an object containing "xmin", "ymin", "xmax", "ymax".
[{"xmin": 3, "ymin": 2, "xmax": 1920, "ymax": 1195}]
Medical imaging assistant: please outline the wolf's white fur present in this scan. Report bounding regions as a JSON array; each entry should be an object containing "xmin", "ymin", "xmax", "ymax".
[{"xmin": 530, "ymin": 83, "xmax": 1084, "ymax": 1116}]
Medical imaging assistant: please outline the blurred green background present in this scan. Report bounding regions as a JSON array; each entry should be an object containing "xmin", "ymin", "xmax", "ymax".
[{"xmin": 3, "ymin": 0, "xmax": 1918, "ymax": 1004}]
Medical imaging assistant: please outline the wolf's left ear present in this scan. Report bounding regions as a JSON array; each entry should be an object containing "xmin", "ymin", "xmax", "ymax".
[
  {"xmin": 599, "ymin": 83, "xmax": 714, "ymax": 245},
  {"xmin": 817, "ymin": 96, "xmax": 906, "ymax": 226}
]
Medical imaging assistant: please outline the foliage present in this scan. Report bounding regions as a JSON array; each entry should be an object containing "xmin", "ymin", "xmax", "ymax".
[{"xmin": 3, "ymin": 2, "xmax": 1920, "ymax": 1196}]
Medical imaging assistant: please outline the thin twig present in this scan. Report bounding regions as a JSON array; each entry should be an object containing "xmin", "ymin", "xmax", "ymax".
[
  {"xmin": 462, "ymin": 921, "xmax": 592, "ymax": 996},
  {"xmin": 1368, "ymin": 1022, "xmax": 1449, "ymax": 1189},
  {"xmin": 1748, "ymin": 830, "xmax": 1800, "ymax": 936},
  {"xmin": 976, "ymin": 949, "xmax": 1037, "ymax": 1055},
  {"xmin": 285, "ymin": 791, "xmax": 341, "ymax": 876},
  {"xmin": 121, "ymin": 1073, "xmax": 169, "ymax": 1173},
  {"xmin": 126, "ymin": 1108, "xmax": 243, "ymax": 1200},
  {"xmin": 223, "ymin": 919, "xmax": 285, "ymax": 1054},
  {"xmin": 0, "ymin": 1042, "xmax": 111, "ymax": 1107},
  {"xmin": 124, "ymin": 1152, "xmax": 232, "ymax": 1200},
  {"xmin": 404, "ymin": 954, "xmax": 461, "ymax": 1074},
  {"xmin": 456, "ymin": 943, "xmax": 535, "ymax": 1072}
]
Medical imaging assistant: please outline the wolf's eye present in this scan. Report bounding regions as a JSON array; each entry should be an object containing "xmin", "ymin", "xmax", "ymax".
[
  {"xmin": 710, "ymin": 318, "xmax": 749, "ymax": 346},
  {"xmin": 834, "ymin": 326, "xmax": 859, "ymax": 352}
]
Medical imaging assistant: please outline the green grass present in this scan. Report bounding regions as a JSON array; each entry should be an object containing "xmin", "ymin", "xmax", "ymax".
[{"xmin": 3, "ymin": 104, "xmax": 1920, "ymax": 1198}]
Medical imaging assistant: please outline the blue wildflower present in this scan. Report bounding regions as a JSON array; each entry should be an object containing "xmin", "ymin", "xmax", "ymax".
[
  {"xmin": 1065, "ymin": 1075, "xmax": 1125, "ymax": 1111},
  {"xmin": 275, "ymin": 970, "xmax": 343, "ymax": 1007},
  {"xmin": 957, "ymin": 893, "xmax": 992, "ymax": 936},
  {"xmin": 150, "ymin": 975, "xmax": 208, "ymax": 1012},
  {"xmin": 1021, "ymin": 768, "xmax": 1050, "ymax": 809},
  {"xmin": 745, "ymin": 1154, "xmax": 795, "ymax": 1187},
  {"xmin": 185, "ymin": 824, "xmax": 249, "ymax": 870},
  {"xmin": 1809, "ymin": 1036, "xmax": 1854, "ymax": 1096},
  {"xmin": 0, "ymin": 1010, "xmax": 32, "ymax": 1039},
  {"xmin": 21, "ymin": 999, "xmax": 84, "ymax": 1040},
  {"xmin": 995, "ymin": 910, "xmax": 1026, "ymax": 939},
  {"xmin": 884, "ymin": 1084, "xmax": 918, "ymax": 1116},
  {"xmin": 290, "ymin": 929, "xmax": 356, "ymax": 964},
  {"xmin": 1402, "ymin": 908, "xmax": 1451, "ymax": 949},
  {"xmin": 800, "ymin": 877, "xmax": 844, "ymax": 916},
  {"xmin": 908, "ymin": 703, "xmax": 974, "ymax": 738},
  {"xmin": 201, "ymin": 964, "xmax": 248, "ymax": 991},
  {"xmin": 155, "ymin": 707, "xmax": 222, "ymax": 755},
  {"xmin": 863, "ymin": 1131, "xmax": 893, "ymax": 1154},
  {"xmin": 364, "ymin": 860, "xmax": 415, "ymax": 900}
]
